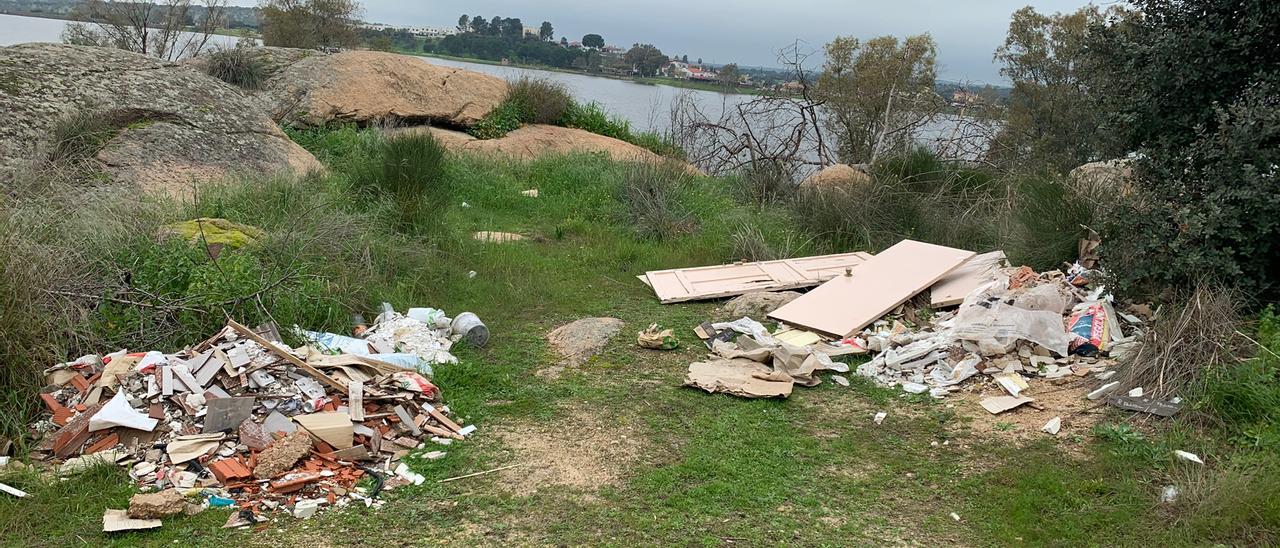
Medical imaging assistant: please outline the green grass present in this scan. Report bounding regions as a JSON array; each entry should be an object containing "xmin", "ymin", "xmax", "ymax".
[{"xmin": 2, "ymin": 127, "xmax": 1277, "ymax": 546}]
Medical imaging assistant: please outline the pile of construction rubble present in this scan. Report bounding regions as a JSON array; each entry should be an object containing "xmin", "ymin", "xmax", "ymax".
[
  {"xmin": 646, "ymin": 239, "xmax": 1160, "ymax": 420},
  {"xmin": 24, "ymin": 306, "xmax": 487, "ymax": 532}
]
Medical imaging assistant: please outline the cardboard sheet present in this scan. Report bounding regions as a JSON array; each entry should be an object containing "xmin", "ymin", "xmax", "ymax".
[
  {"xmin": 293, "ymin": 412, "xmax": 354, "ymax": 449},
  {"xmin": 980, "ymin": 395, "xmax": 1035, "ymax": 415},
  {"xmin": 103, "ymin": 509, "xmax": 161, "ymax": 532},
  {"xmin": 930, "ymin": 250, "xmax": 1007, "ymax": 307},
  {"xmin": 642, "ymin": 252, "xmax": 874, "ymax": 303},
  {"xmin": 768, "ymin": 240, "xmax": 975, "ymax": 338},
  {"xmin": 684, "ymin": 358, "xmax": 793, "ymax": 398}
]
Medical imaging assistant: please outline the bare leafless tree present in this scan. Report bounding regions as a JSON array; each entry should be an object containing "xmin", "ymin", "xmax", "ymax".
[
  {"xmin": 670, "ymin": 41, "xmax": 833, "ymax": 178},
  {"xmin": 66, "ymin": 0, "xmax": 228, "ymax": 61}
]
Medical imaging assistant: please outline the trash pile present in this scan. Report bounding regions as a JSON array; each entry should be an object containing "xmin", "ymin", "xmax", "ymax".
[
  {"xmin": 643, "ymin": 239, "xmax": 1159, "ymax": 422},
  {"xmin": 25, "ymin": 305, "xmax": 487, "ymax": 531}
]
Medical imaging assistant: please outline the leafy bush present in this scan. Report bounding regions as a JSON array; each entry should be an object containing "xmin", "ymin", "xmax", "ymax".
[
  {"xmin": 353, "ymin": 131, "xmax": 451, "ymax": 234},
  {"xmin": 507, "ymin": 77, "xmax": 572, "ymax": 125},
  {"xmin": 468, "ymin": 99, "xmax": 525, "ymax": 140},
  {"xmin": 618, "ymin": 161, "xmax": 699, "ymax": 241},
  {"xmin": 1101, "ymin": 83, "xmax": 1280, "ymax": 299},
  {"xmin": 204, "ymin": 46, "xmax": 268, "ymax": 90}
]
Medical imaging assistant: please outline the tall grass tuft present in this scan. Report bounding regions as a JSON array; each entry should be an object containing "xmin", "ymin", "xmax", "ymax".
[
  {"xmin": 785, "ymin": 148, "xmax": 1099, "ymax": 270},
  {"xmin": 354, "ymin": 131, "xmax": 451, "ymax": 234},
  {"xmin": 618, "ymin": 161, "xmax": 699, "ymax": 241},
  {"xmin": 507, "ymin": 77, "xmax": 572, "ymax": 125},
  {"xmin": 204, "ymin": 46, "xmax": 268, "ymax": 90}
]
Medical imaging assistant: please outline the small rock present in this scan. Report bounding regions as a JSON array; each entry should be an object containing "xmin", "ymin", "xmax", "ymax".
[
  {"xmin": 721, "ymin": 292, "xmax": 803, "ymax": 321},
  {"xmin": 546, "ymin": 317, "xmax": 625, "ymax": 368},
  {"xmin": 128, "ymin": 489, "xmax": 187, "ymax": 519}
]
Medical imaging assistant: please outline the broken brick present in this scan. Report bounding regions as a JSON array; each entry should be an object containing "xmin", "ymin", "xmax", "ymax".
[
  {"xmin": 208, "ymin": 458, "xmax": 253, "ymax": 483},
  {"xmin": 268, "ymin": 472, "xmax": 321, "ymax": 494},
  {"xmin": 84, "ymin": 432, "xmax": 120, "ymax": 454}
]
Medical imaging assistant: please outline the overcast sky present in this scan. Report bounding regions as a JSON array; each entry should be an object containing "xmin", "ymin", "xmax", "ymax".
[{"xmin": 242, "ymin": 1, "xmax": 1103, "ymax": 83}]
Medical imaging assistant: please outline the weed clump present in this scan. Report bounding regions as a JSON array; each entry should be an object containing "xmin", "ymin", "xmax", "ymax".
[
  {"xmin": 618, "ymin": 161, "xmax": 698, "ymax": 241},
  {"xmin": 507, "ymin": 77, "xmax": 572, "ymax": 125},
  {"xmin": 204, "ymin": 46, "xmax": 268, "ymax": 90},
  {"xmin": 353, "ymin": 131, "xmax": 451, "ymax": 234}
]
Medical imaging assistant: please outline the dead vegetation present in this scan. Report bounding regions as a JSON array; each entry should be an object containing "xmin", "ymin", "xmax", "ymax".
[{"xmin": 1113, "ymin": 285, "xmax": 1242, "ymax": 399}]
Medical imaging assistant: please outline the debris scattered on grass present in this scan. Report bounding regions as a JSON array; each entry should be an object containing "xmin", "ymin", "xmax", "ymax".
[
  {"xmin": 637, "ymin": 324, "xmax": 679, "ymax": 350},
  {"xmin": 23, "ymin": 305, "xmax": 486, "ymax": 530}
]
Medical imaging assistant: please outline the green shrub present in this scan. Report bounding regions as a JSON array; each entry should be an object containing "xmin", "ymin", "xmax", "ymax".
[
  {"xmin": 353, "ymin": 131, "xmax": 451, "ymax": 234},
  {"xmin": 618, "ymin": 161, "xmax": 699, "ymax": 241},
  {"xmin": 790, "ymin": 152, "xmax": 1005, "ymax": 255},
  {"xmin": 562, "ymin": 101, "xmax": 632, "ymax": 140},
  {"xmin": 468, "ymin": 100, "xmax": 525, "ymax": 140},
  {"xmin": 507, "ymin": 77, "xmax": 572, "ymax": 125},
  {"xmin": 735, "ymin": 160, "xmax": 795, "ymax": 209},
  {"xmin": 1199, "ymin": 307, "xmax": 1280, "ymax": 449},
  {"xmin": 1008, "ymin": 173, "xmax": 1100, "ymax": 271},
  {"xmin": 1101, "ymin": 83, "xmax": 1280, "ymax": 299},
  {"xmin": 204, "ymin": 46, "xmax": 268, "ymax": 90}
]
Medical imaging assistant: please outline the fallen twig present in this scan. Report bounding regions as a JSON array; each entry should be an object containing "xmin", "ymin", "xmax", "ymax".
[{"xmin": 437, "ymin": 464, "xmax": 521, "ymax": 484}]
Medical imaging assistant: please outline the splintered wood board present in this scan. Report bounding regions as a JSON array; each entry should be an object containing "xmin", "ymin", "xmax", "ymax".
[
  {"xmin": 929, "ymin": 250, "xmax": 1007, "ymax": 307},
  {"xmin": 642, "ymin": 252, "xmax": 874, "ymax": 303},
  {"xmin": 768, "ymin": 240, "xmax": 974, "ymax": 338}
]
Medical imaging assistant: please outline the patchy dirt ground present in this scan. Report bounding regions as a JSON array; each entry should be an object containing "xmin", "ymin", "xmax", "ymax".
[
  {"xmin": 952, "ymin": 376, "xmax": 1108, "ymax": 451},
  {"xmin": 488, "ymin": 406, "xmax": 642, "ymax": 496}
]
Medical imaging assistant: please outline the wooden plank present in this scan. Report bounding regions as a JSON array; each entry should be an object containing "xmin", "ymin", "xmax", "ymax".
[
  {"xmin": 347, "ymin": 381, "xmax": 365, "ymax": 422},
  {"xmin": 226, "ymin": 319, "xmax": 349, "ymax": 395},
  {"xmin": 768, "ymin": 240, "xmax": 973, "ymax": 338},
  {"xmin": 643, "ymin": 252, "xmax": 874, "ymax": 303},
  {"xmin": 929, "ymin": 250, "xmax": 1007, "ymax": 308}
]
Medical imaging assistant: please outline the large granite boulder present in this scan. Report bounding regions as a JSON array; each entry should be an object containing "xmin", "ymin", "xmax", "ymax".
[
  {"xmin": 259, "ymin": 50, "xmax": 507, "ymax": 128},
  {"xmin": 800, "ymin": 163, "xmax": 872, "ymax": 189},
  {"xmin": 0, "ymin": 43, "xmax": 321, "ymax": 194},
  {"xmin": 408, "ymin": 125, "xmax": 703, "ymax": 174},
  {"xmin": 1069, "ymin": 159, "xmax": 1135, "ymax": 197}
]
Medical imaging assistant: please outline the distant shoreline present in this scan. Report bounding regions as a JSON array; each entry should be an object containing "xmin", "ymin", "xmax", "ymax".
[{"xmin": 411, "ymin": 51, "xmax": 761, "ymax": 96}]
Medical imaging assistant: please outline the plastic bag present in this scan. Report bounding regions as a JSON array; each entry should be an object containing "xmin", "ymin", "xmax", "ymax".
[
  {"xmin": 1066, "ymin": 302, "xmax": 1110, "ymax": 356},
  {"xmin": 953, "ymin": 301, "xmax": 1070, "ymax": 356}
]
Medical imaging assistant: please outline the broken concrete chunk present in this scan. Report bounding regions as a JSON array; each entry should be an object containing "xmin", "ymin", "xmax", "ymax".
[
  {"xmin": 1174, "ymin": 450, "xmax": 1204, "ymax": 465},
  {"xmin": 1086, "ymin": 381, "xmax": 1120, "ymax": 400},
  {"xmin": 253, "ymin": 431, "xmax": 313, "ymax": 479},
  {"xmin": 128, "ymin": 489, "xmax": 187, "ymax": 519},
  {"xmin": 1042, "ymin": 416, "xmax": 1062, "ymax": 435}
]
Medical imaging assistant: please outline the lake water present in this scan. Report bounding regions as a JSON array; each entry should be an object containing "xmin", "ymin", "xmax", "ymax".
[
  {"xmin": 2, "ymin": 13, "xmax": 992, "ymax": 165},
  {"xmin": 0, "ymin": 13, "xmax": 251, "ymax": 53}
]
